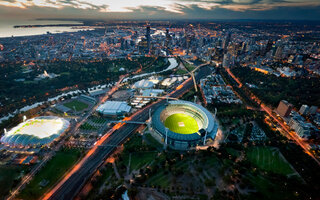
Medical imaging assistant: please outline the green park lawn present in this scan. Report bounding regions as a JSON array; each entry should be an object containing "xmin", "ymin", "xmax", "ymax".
[
  {"xmin": 246, "ymin": 146, "xmax": 295, "ymax": 175},
  {"xmin": 80, "ymin": 122, "xmax": 98, "ymax": 131},
  {"xmin": 18, "ymin": 149, "xmax": 82, "ymax": 200},
  {"xmin": 64, "ymin": 100, "xmax": 88, "ymax": 111},
  {"xmin": 129, "ymin": 152, "xmax": 158, "ymax": 172},
  {"xmin": 164, "ymin": 113, "xmax": 199, "ymax": 134},
  {"xmin": 145, "ymin": 134, "xmax": 163, "ymax": 149},
  {"xmin": 0, "ymin": 166, "xmax": 25, "ymax": 198},
  {"xmin": 146, "ymin": 170, "xmax": 172, "ymax": 188}
]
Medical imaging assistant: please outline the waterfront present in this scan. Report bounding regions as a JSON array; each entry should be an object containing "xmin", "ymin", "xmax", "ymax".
[{"xmin": 0, "ymin": 19, "xmax": 86, "ymax": 38}]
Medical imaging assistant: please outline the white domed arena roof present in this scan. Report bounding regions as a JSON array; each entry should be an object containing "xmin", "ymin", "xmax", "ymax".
[{"xmin": 1, "ymin": 116, "xmax": 69, "ymax": 147}]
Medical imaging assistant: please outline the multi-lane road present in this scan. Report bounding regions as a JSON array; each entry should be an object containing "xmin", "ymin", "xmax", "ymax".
[
  {"xmin": 223, "ymin": 67, "xmax": 320, "ymax": 166},
  {"xmin": 43, "ymin": 65, "xmax": 212, "ymax": 200}
]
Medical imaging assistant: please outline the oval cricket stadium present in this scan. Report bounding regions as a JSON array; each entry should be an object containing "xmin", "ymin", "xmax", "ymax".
[
  {"xmin": 1, "ymin": 116, "xmax": 70, "ymax": 147},
  {"xmin": 151, "ymin": 100, "xmax": 218, "ymax": 150}
]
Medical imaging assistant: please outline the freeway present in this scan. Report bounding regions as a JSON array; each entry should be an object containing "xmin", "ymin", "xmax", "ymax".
[
  {"xmin": 7, "ymin": 75, "xmax": 128, "ymax": 200},
  {"xmin": 44, "ymin": 65, "xmax": 212, "ymax": 200}
]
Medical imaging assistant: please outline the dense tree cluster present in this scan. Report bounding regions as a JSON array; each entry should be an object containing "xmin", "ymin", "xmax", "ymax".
[{"xmin": 231, "ymin": 67, "xmax": 320, "ymax": 108}]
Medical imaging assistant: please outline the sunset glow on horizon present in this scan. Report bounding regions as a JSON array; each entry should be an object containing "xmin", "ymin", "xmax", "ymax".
[{"xmin": 0, "ymin": 0, "xmax": 319, "ymax": 20}]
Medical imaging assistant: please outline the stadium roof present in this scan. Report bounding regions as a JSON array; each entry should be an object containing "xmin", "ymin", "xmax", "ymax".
[
  {"xmin": 0, "ymin": 116, "xmax": 69, "ymax": 147},
  {"xmin": 152, "ymin": 100, "xmax": 217, "ymax": 141},
  {"xmin": 133, "ymin": 79, "xmax": 154, "ymax": 89},
  {"xmin": 142, "ymin": 89, "xmax": 164, "ymax": 97},
  {"xmin": 96, "ymin": 101, "xmax": 131, "ymax": 116}
]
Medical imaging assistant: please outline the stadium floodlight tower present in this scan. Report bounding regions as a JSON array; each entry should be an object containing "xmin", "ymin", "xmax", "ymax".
[
  {"xmin": 147, "ymin": 108, "xmax": 152, "ymax": 131},
  {"xmin": 164, "ymin": 127, "xmax": 169, "ymax": 149},
  {"xmin": 203, "ymin": 107, "xmax": 217, "ymax": 145}
]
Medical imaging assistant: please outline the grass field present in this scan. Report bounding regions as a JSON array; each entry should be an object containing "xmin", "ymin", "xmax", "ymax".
[
  {"xmin": 18, "ymin": 149, "xmax": 81, "ymax": 200},
  {"xmin": 64, "ymin": 100, "xmax": 88, "ymax": 111},
  {"xmin": 145, "ymin": 133, "xmax": 163, "ymax": 149},
  {"xmin": 89, "ymin": 116, "xmax": 106, "ymax": 124},
  {"xmin": 130, "ymin": 152, "xmax": 157, "ymax": 171},
  {"xmin": 246, "ymin": 147, "xmax": 295, "ymax": 175},
  {"xmin": 164, "ymin": 113, "xmax": 199, "ymax": 134},
  {"xmin": 0, "ymin": 166, "xmax": 25, "ymax": 198},
  {"xmin": 147, "ymin": 170, "xmax": 171, "ymax": 187},
  {"xmin": 80, "ymin": 122, "xmax": 98, "ymax": 131}
]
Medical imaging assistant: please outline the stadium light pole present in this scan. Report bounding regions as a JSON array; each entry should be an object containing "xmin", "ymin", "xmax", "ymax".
[
  {"xmin": 165, "ymin": 127, "xmax": 169, "ymax": 148},
  {"xmin": 204, "ymin": 108, "xmax": 217, "ymax": 146},
  {"xmin": 147, "ymin": 108, "xmax": 152, "ymax": 131},
  {"xmin": 203, "ymin": 132, "xmax": 207, "ymax": 145}
]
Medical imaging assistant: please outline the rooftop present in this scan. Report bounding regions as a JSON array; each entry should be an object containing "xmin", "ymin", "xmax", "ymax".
[{"xmin": 96, "ymin": 101, "xmax": 131, "ymax": 116}]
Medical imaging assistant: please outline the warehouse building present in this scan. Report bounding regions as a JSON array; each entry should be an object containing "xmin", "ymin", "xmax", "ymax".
[{"xmin": 96, "ymin": 101, "xmax": 131, "ymax": 116}]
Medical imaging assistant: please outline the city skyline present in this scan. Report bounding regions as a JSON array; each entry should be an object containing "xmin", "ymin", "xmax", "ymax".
[
  {"xmin": 0, "ymin": 0, "xmax": 320, "ymax": 21},
  {"xmin": 0, "ymin": 1, "xmax": 320, "ymax": 199}
]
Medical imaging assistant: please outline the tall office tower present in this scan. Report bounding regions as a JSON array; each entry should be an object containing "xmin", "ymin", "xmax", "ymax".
[
  {"xmin": 309, "ymin": 106, "xmax": 318, "ymax": 115},
  {"xmin": 222, "ymin": 53, "xmax": 231, "ymax": 68},
  {"xmin": 299, "ymin": 105, "xmax": 309, "ymax": 115},
  {"xmin": 241, "ymin": 42, "xmax": 247, "ymax": 54},
  {"xmin": 274, "ymin": 45, "xmax": 283, "ymax": 60},
  {"xmin": 223, "ymin": 32, "xmax": 231, "ymax": 52},
  {"xmin": 265, "ymin": 40, "xmax": 273, "ymax": 54},
  {"xmin": 276, "ymin": 100, "xmax": 293, "ymax": 117},
  {"xmin": 146, "ymin": 25, "xmax": 151, "ymax": 51},
  {"xmin": 165, "ymin": 28, "xmax": 171, "ymax": 48}
]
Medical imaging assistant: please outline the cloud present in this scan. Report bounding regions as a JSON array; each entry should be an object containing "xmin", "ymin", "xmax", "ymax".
[{"xmin": 0, "ymin": 0, "xmax": 319, "ymax": 20}]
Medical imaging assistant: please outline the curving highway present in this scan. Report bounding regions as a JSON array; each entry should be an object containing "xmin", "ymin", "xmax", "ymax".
[{"xmin": 44, "ymin": 65, "xmax": 212, "ymax": 200}]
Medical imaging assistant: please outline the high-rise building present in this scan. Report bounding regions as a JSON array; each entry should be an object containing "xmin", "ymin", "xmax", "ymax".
[
  {"xmin": 276, "ymin": 100, "xmax": 293, "ymax": 117},
  {"xmin": 309, "ymin": 106, "xmax": 318, "ymax": 115},
  {"xmin": 222, "ymin": 53, "xmax": 230, "ymax": 68},
  {"xmin": 223, "ymin": 32, "xmax": 231, "ymax": 52},
  {"xmin": 165, "ymin": 28, "xmax": 171, "ymax": 49},
  {"xmin": 146, "ymin": 25, "xmax": 151, "ymax": 51},
  {"xmin": 274, "ymin": 45, "xmax": 283, "ymax": 60},
  {"xmin": 299, "ymin": 105, "xmax": 309, "ymax": 115}
]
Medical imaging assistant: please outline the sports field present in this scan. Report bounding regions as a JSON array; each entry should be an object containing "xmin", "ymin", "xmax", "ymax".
[
  {"xmin": 18, "ymin": 149, "xmax": 81, "ymax": 200},
  {"xmin": 246, "ymin": 147, "xmax": 295, "ymax": 175},
  {"xmin": 64, "ymin": 100, "xmax": 88, "ymax": 111},
  {"xmin": 164, "ymin": 113, "xmax": 199, "ymax": 134}
]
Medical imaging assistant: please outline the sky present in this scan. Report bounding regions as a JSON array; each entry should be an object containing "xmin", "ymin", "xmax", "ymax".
[{"xmin": 0, "ymin": 0, "xmax": 320, "ymax": 21}]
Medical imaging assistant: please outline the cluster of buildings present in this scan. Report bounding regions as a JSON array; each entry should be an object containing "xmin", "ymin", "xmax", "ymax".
[
  {"xmin": 96, "ymin": 101, "xmax": 131, "ymax": 116},
  {"xmin": 200, "ymin": 74, "xmax": 242, "ymax": 105},
  {"xmin": 276, "ymin": 100, "xmax": 319, "ymax": 139},
  {"xmin": 1, "ymin": 22, "xmax": 319, "ymax": 78},
  {"xmin": 161, "ymin": 76, "xmax": 188, "ymax": 87}
]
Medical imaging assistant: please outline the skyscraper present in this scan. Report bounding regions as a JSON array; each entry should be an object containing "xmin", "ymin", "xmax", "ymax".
[
  {"xmin": 276, "ymin": 100, "xmax": 293, "ymax": 117},
  {"xmin": 146, "ymin": 25, "xmax": 151, "ymax": 51},
  {"xmin": 275, "ymin": 45, "xmax": 283, "ymax": 60},
  {"xmin": 165, "ymin": 28, "xmax": 171, "ymax": 48},
  {"xmin": 299, "ymin": 105, "xmax": 309, "ymax": 115},
  {"xmin": 223, "ymin": 32, "xmax": 231, "ymax": 52}
]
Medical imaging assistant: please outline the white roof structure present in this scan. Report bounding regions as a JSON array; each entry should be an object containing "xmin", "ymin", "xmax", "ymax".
[
  {"xmin": 133, "ymin": 79, "xmax": 154, "ymax": 89},
  {"xmin": 96, "ymin": 101, "xmax": 131, "ymax": 116},
  {"xmin": 142, "ymin": 89, "xmax": 164, "ymax": 97},
  {"xmin": 0, "ymin": 116, "xmax": 69, "ymax": 147}
]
